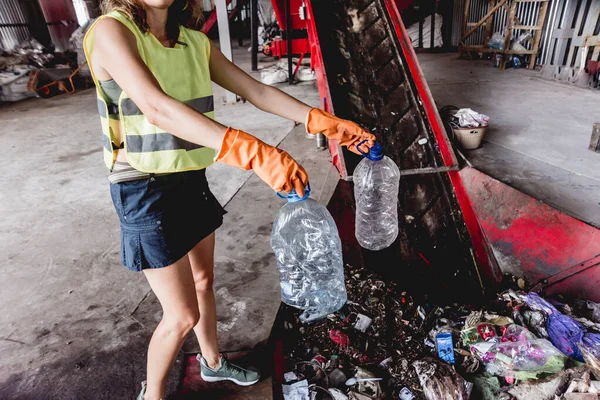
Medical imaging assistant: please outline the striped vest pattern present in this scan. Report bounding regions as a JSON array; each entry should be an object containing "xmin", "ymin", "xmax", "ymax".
[{"xmin": 84, "ymin": 10, "xmax": 216, "ymax": 173}]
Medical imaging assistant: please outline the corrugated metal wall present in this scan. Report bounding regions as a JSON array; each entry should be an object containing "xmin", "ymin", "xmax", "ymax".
[
  {"xmin": 0, "ymin": 0, "xmax": 30, "ymax": 50},
  {"xmin": 0, "ymin": 0, "xmax": 77, "ymax": 52},
  {"xmin": 452, "ymin": 0, "xmax": 466, "ymax": 46},
  {"xmin": 451, "ymin": 0, "xmax": 562, "ymax": 65},
  {"xmin": 540, "ymin": 0, "xmax": 600, "ymax": 86}
]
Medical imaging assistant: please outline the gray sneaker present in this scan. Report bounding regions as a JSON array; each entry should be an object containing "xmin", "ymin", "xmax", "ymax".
[
  {"xmin": 136, "ymin": 381, "xmax": 146, "ymax": 400},
  {"xmin": 198, "ymin": 354, "xmax": 260, "ymax": 386},
  {"xmin": 136, "ymin": 381, "xmax": 164, "ymax": 400}
]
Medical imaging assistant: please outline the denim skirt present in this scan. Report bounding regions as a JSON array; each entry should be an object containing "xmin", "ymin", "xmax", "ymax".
[{"xmin": 109, "ymin": 169, "xmax": 226, "ymax": 271}]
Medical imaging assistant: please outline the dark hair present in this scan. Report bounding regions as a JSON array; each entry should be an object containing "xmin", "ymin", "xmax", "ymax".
[{"xmin": 101, "ymin": 0, "xmax": 204, "ymax": 42}]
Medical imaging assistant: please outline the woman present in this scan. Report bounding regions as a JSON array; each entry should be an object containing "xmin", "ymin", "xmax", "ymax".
[{"xmin": 84, "ymin": 1, "xmax": 375, "ymax": 399}]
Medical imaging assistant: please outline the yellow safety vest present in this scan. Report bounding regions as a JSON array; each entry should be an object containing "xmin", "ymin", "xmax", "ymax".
[{"xmin": 83, "ymin": 10, "xmax": 215, "ymax": 173}]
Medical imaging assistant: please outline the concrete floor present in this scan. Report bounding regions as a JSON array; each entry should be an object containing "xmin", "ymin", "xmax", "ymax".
[
  {"xmin": 419, "ymin": 53, "xmax": 600, "ymax": 228},
  {"xmin": 0, "ymin": 45, "xmax": 334, "ymax": 399}
]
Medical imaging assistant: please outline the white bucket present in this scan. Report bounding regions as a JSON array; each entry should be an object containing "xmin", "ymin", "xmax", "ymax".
[{"xmin": 453, "ymin": 126, "xmax": 487, "ymax": 150}]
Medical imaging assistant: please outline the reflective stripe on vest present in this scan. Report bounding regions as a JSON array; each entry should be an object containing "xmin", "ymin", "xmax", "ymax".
[
  {"xmin": 121, "ymin": 96, "xmax": 213, "ymax": 153},
  {"xmin": 83, "ymin": 11, "xmax": 216, "ymax": 173}
]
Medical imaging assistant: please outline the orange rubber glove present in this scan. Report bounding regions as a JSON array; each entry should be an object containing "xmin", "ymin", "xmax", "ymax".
[
  {"xmin": 305, "ymin": 108, "xmax": 376, "ymax": 155},
  {"xmin": 215, "ymin": 127, "xmax": 309, "ymax": 197}
]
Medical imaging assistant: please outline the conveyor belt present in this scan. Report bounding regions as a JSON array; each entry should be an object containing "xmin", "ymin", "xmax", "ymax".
[{"xmin": 309, "ymin": 0, "xmax": 501, "ymax": 300}]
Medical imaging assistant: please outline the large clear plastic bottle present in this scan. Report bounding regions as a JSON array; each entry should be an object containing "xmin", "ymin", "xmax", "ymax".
[
  {"xmin": 270, "ymin": 186, "xmax": 347, "ymax": 322},
  {"xmin": 354, "ymin": 142, "xmax": 401, "ymax": 251}
]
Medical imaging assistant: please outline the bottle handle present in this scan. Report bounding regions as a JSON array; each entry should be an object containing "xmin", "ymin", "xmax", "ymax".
[
  {"xmin": 356, "ymin": 139, "xmax": 370, "ymax": 156},
  {"xmin": 276, "ymin": 182, "xmax": 311, "ymax": 201}
]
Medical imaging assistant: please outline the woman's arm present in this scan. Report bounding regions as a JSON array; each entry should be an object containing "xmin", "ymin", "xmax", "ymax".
[
  {"xmin": 93, "ymin": 18, "xmax": 227, "ymax": 150},
  {"xmin": 208, "ymin": 42, "xmax": 311, "ymax": 124},
  {"xmin": 92, "ymin": 18, "xmax": 308, "ymax": 195},
  {"xmin": 208, "ymin": 43, "xmax": 376, "ymax": 154}
]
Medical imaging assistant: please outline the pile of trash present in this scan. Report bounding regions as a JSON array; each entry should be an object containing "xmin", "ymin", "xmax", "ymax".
[
  {"xmin": 279, "ymin": 263, "xmax": 600, "ymax": 400},
  {"xmin": 488, "ymin": 32, "xmax": 533, "ymax": 69},
  {"xmin": 260, "ymin": 59, "xmax": 315, "ymax": 85},
  {"xmin": 0, "ymin": 38, "xmax": 79, "ymax": 102}
]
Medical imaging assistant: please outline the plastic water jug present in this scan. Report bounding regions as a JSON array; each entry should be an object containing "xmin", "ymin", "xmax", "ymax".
[
  {"xmin": 354, "ymin": 141, "xmax": 401, "ymax": 250},
  {"xmin": 270, "ymin": 185, "xmax": 347, "ymax": 322}
]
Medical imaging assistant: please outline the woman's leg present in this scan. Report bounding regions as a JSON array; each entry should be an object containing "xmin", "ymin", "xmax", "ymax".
[
  {"xmin": 187, "ymin": 233, "xmax": 220, "ymax": 368},
  {"xmin": 143, "ymin": 255, "xmax": 200, "ymax": 400},
  {"xmin": 188, "ymin": 232, "xmax": 261, "ymax": 386}
]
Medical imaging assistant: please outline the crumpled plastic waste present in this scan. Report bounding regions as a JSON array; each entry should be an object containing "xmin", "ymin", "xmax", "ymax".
[
  {"xmin": 14, "ymin": 38, "xmax": 55, "ymax": 69},
  {"xmin": 474, "ymin": 324, "xmax": 566, "ymax": 379},
  {"xmin": 328, "ymin": 388, "xmax": 349, "ymax": 400},
  {"xmin": 511, "ymin": 32, "xmax": 532, "ymax": 52},
  {"xmin": 522, "ymin": 308, "xmax": 549, "ymax": 339},
  {"xmin": 352, "ymin": 368, "xmax": 383, "ymax": 399},
  {"xmin": 283, "ymin": 379, "xmax": 310, "ymax": 400},
  {"xmin": 526, "ymin": 292, "xmax": 594, "ymax": 362},
  {"xmin": 454, "ymin": 108, "xmax": 490, "ymax": 128},
  {"xmin": 414, "ymin": 358, "xmax": 470, "ymax": 400},
  {"xmin": 261, "ymin": 67, "xmax": 288, "ymax": 85},
  {"xmin": 488, "ymin": 32, "xmax": 505, "ymax": 49}
]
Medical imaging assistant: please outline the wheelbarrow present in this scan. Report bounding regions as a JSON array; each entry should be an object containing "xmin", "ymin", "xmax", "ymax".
[{"xmin": 27, "ymin": 62, "xmax": 87, "ymax": 99}]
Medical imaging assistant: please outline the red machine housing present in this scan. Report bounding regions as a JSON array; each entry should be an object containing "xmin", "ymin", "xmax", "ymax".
[
  {"xmin": 301, "ymin": 0, "xmax": 600, "ymax": 301},
  {"xmin": 268, "ymin": 0, "xmax": 310, "ymax": 59}
]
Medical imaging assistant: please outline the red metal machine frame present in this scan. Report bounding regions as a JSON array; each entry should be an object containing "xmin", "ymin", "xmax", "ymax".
[
  {"xmin": 268, "ymin": 0, "xmax": 311, "ymax": 61},
  {"xmin": 461, "ymin": 167, "xmax": 600, "ymax": 302},
  {"xmin": 382, "ymin": 0, "xmax": 498, "ymax": 286},
  {"xmin": 302, "ymin": 0, "xmax": 600, "ymax": 301},
  {"xmin": 303, "ymin": 0, "xmax": 495, "ymax": 285},
  {"xmin": 303, "ymin": 0, "xmax": 346, "ymax": 179}
]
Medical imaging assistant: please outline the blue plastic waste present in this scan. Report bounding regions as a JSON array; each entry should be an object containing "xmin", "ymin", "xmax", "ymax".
[
  {"xmin": 271, "ymin": 185, "xmax": 347, "ymax": 322},
  {"xmin": 526, "ymin": 292, "xmax": 587, "ymax": 361}
]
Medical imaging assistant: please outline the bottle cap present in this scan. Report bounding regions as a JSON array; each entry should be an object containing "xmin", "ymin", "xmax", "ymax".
[
  {"xmin": 367, "ymin": 142, "xmax": 384, "ymax": 161},
  {"xmin": 277, "ymin": 183, "xmax": 311, "ymax": 202},
  {"xmin": 358, "ymin": 140, "xmax": 384, "ymax": 161}
]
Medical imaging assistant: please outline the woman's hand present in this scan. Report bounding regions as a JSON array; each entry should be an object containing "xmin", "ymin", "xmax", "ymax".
[
  {"xmin": 306, "ymin": 108, "xmax": 376, "ymax": 154},
  {"xmin": 215, "ymin": 128, "xmax": 309, "ymax": 197}
]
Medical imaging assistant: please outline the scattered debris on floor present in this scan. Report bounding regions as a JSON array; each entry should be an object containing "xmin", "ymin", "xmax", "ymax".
[
  {"xmin": 260, "ymin": 59, "xmax": 315, "ymax": 85},
  {"xmin": 279, "ymin": 263, "xmax": 600, "ymax": 400},
  {"xmin": 0, "ymin": 37, "xmax": 83, "ymax": 102}
]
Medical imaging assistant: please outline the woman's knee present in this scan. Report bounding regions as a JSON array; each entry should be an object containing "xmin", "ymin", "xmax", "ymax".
[{"xmin": 163, "ymin": 308, "xmax": 200, "ymax": 334}]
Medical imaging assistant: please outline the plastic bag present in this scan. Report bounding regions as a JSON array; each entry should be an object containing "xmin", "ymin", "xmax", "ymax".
[
  {"xmin": 488, "ymin": 32, "xmax": 504, "ymax": 50},
  {"xmin": 511, "ymin": 32, "xmax": 532, "ymax": 51},
  {"xmin": 454, "ymin": 108, "xmax": 489, "ymax": 128},
  {"xmin": 522, "ymin": 308, "xmax": 549, "ymax": 339},
  {"xmin": 261, "ymin": 67, "xmax": 288, "ymax": 85},
  {"xmin": 526, "ymin": 292, "xmax": 585, "ymax": 361},
  {"xmin": 475, "ymin": 324, "xmax": 566, "ymax": 379},
  {"xmin": 283, "ymin": 379, "xmax": 310, "ymax": 400}
]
